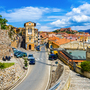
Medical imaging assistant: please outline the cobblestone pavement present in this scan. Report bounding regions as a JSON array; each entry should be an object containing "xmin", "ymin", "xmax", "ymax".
[{"xmin": 69, "ymin": 70, "xmax": 90, "ymax": 90}]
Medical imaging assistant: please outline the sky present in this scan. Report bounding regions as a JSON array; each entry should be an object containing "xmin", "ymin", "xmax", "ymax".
[{"xmin": 0, "ymin": 0, "xmax": 90, "ymax": 31}]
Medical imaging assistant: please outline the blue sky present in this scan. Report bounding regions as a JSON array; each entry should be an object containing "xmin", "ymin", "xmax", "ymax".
[{"xmin": 0, "ymin": 0, "xmax": 90, "ymax": 31}]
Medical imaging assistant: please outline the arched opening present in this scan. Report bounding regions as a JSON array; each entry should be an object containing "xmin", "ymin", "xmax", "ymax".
[{"xmin": 29, "ymin": 45, "xmax": 31, "ymax": 50}]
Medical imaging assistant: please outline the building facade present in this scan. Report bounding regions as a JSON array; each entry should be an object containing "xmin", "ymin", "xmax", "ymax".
[{"xmin": 24, "ymin": 21, "xmax": 38, "ymax": 50}]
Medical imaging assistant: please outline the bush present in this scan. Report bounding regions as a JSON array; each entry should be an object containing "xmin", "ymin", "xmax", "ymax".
[
  {"xmin": 23, "ymin": 57, "xmax": 27, "ymax": 61},
  {"xmin": 24, "ymin": 60, "xmax": 28, "ymax": 67},
  {"xmin": 23, "ymin": 54, "xmax": 26, "ymax": 57},
  {"xmin": 80, "ymin": 61, "xmax": 90, "ymax": 72}
]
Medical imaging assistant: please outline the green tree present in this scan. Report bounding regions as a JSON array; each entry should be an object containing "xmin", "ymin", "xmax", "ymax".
[{"xmin": 0, "ymin": 15, "xmax": 8, "ymax": 29}]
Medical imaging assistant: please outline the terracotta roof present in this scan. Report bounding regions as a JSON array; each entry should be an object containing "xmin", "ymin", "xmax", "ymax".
[{"xmin": 51, "ymin": 38, "xmax": 74, "ymax": 46}]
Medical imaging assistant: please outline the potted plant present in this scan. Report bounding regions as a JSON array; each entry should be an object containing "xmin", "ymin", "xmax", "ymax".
[{"xmin": 24, "ymin": 60, "xmax": 28, "ymax": 70}]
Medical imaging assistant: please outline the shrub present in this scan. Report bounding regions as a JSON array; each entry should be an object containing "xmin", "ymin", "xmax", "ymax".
[
  {"xmin": 23, "ymin": 54, "xmax": 26, "ymax": 57},
  {"xmin": 23, "ymin": 57, "xmax": 27, "ymax": 61},
  {"xmin": 80, "ymin": 61, "xmax": 90, "ymax": 72},
  {"xmin": 24, "ymin": 60, "xmax": 28, "ymax": 67}
]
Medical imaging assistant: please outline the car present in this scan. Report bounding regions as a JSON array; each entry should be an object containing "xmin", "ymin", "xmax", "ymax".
[
  {"xmin": 29, "ymin": 57, "xmax": 35, "ymax": 64},
  {"xmin": 28, "ymin": 54, "xmax": 33, "ymax": 60},
  {"xmin": 14, "ymin": 51, "xmax": 22, "ymax": 56},
  {"xmin": 49, "ymin": 54, "xmax": 57, "ymax": 60},
  {"xmin": 13, "ymin": 50, "xmax": 19, "ymax": 53},
  {"xmin": 16, "ymin": 52, "xmax": 27, "ymax": 58},
  {"xmin": 36, "ymin": 46, "xmax": 40, "ymax": 51}
]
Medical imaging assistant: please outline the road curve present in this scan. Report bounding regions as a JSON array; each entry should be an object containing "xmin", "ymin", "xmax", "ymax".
[{"xmin": 14, "ymin": 46, "xmax": 50, "ymax": 90}]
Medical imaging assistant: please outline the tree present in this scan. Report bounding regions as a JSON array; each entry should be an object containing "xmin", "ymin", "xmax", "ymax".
[{"xmin": 0, "ymin": 15, "xmax": 8, "ymax": 29}]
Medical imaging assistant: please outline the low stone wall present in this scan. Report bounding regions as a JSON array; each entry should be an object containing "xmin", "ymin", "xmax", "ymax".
[
  {"xmin": 76, "ymin": 66, "xmax": 90, "ymax": 78},
  {"xmin": 49, "ymin": 63, "xmax": 70, "ymax": 90},
  {"xmin": 57, "ymin": 65, "xmax": 70, "ymax": 90},
  {"xmin": 0, "ymin": 63, "xmax": 24, "ymax": 89}
]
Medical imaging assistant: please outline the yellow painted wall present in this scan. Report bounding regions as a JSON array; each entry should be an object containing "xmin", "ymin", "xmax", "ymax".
[
  {"xmin": 26, "ymin": 22, "xmax": 34, "ymax": 26},
  {"xmin": 27, "ymin": 43, "xmax": 34, "ymax": 50},
  {"xmin": 52, "ymin": 42, "xmax": 59, "ymax": 48}
]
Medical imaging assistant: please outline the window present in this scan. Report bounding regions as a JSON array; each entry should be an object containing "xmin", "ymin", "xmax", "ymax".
[
  {"xmin": 29, "ymin": 37, "xmax": 31, "ymax": 41},
  {"xmin": 29, "ymin": 23, "xmax": 31, "ymax": 25},
  {"xmin": 28, "ymin": 28, "xmax": 32, "ymax": 34}
]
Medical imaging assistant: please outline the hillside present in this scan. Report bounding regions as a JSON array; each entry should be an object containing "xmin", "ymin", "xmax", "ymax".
[
  {"xmin": 53, "ymin": 28, "xmax": 78, "ymax": 34},
  {"xmin": 78, "ymin": 29, "xmax": 90, "ymax": 33}
]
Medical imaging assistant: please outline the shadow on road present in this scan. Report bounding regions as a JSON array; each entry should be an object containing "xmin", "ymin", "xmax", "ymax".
[{"xmin": 36, "ymin": 60, "xmax": 57, "ymax": 67}]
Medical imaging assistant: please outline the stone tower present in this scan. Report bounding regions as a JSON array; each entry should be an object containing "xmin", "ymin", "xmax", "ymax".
[{"xmin": 24, "ymin": 21, "xmax": 36, "ymax": 50}]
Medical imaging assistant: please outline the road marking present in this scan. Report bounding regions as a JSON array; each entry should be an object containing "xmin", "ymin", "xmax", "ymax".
[{"xmin": 35, "ymin": 58, "xmax": 44, "ymax": 61}]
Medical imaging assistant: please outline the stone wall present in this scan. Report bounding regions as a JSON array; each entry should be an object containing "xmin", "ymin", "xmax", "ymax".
[
  {"xmin": 60, "ymin": 41, "xmax": 89, "ymax": 50},
  {"xmin": 0, "ymin": 29, "xmax": 12, "ymax": 59},
  {"xmin": 76, "ymin": 66, "xmax": 90, "ymax": 78},
  {"xmin": 0, "ymin": 63, "xmax": 23, "ymax": 89}
]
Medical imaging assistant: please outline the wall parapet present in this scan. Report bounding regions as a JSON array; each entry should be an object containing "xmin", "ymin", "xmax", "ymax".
[
  {"xmin": 49, "ymin": 63, "xmax": 70, "ymax": 90},
  {"xmin": 75, "ymin": 66, "xmax": 90, "ymax": 78}
]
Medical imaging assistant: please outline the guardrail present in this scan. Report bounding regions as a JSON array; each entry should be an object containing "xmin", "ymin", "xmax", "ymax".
[{"xmin": 49, "ymin": 81, "xmax": 61, "ymax": 90}]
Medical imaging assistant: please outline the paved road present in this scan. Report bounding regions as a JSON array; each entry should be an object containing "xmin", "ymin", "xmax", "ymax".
[{"xmin": 14, "ymin": 46, "xmax": 50, "ymax": 90}]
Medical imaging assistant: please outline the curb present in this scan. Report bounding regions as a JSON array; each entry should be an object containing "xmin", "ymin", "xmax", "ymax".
[{"xmin": 8, "ymin": 65, "xmax": 30, "ymax": 90}]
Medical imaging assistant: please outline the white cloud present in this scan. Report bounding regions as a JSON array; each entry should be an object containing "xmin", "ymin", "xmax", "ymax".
[
  {"xmin": 50, "ymin": 3, "xmax": 90, "ymax": 29},
  {"xmin": 71, "ymin": 25, "xmax": 90, "ymax": 30},
  {"xmin": 50, "ymin": 18, "xmax": 71, "ymax": 27},
  {"xmin": 52, "ymin": 8, "xmax": 62, "ymax": 12},
  {"xmin": 67, "ymin": 3, "xmax": 90, "ymax": 16},
  {"xmin": 0, "ymin": 7, "xmax": 52, "ymax": 22},
  {"xmin": 72, "ymin": 15, "xmax": 90, "ymax": 22},
  {"xmin": 6, "ymin": 23, "xmax": 9, "ymax": 25},
  {"xmin": 39, "ymin": 26, "xmax": 52, "ymax": 32},
  {"xmin": 36, "ymin": 23, "xmax": 41, "ymax": 26},
  {"xmin": 50, "ymin": 20, "xmax": 65, "ymax": 27},
  {"xmin": 0, "ymin": 6, "xmax": 63, "ymax": 23}
]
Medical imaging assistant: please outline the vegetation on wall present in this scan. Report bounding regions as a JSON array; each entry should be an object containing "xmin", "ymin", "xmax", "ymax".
[
  {"xmin": 80, "ymin": 61, "xmax": 90, "ymax": 72},
  {"xmin": 8, "ymin": 26, "xmax": 15, "ymax": 40},
  {"xmin": 0, "ymin": 15, "xmax": 8, "ymax": 29}
]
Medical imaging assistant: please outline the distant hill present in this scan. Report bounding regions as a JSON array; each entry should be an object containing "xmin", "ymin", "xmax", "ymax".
[
  {"xmin": 78, "ymin": 29, "xmax": 90, "ymax": 33},
  {"xmin": 53, "ymin": 28, "xmax": 78, "ymax": 34}
]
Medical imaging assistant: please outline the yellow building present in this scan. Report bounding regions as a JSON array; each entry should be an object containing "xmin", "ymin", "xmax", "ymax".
[
  {"xmin": 22, "ymin": 28, "xmax": 25, "ymax": 38},
  {"xmin": 34, "ymin": 28, "xmax": 38, "ymax": 46},
  {"xmin": 13, "ymin": 27, "xmax": 24, "ymax": 34},
  {"xmin": 24, "ymin": 21, "xmax": 37, "ymax": 50}
]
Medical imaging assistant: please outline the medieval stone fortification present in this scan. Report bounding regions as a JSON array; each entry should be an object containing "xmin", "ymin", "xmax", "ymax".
[{"xmin": 0, "ymin": 28, "xmax": 12, "ymax": 59}]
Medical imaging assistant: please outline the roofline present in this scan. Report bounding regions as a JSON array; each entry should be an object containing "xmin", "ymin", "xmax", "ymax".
[{"xmin": 24, "ymin": 21, "xmax": 36, "ymax": 27}]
